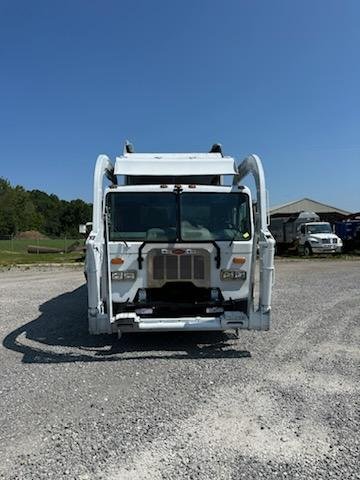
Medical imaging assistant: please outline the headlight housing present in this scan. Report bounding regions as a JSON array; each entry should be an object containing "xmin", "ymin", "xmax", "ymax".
[
  {"xmin": 221, "ymin": 270, "xmax": 246, "ymax": 281},
  {"xmin": 111, "ymin": 270, "xmax": 137, "ymax": 281}
]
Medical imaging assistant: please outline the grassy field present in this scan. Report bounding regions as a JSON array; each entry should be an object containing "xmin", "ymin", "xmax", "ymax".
[
  {"xmin": 1, "ymin": 238, "xmax": 358, "ymax": 267},
  {"xmin": 0, "ymin": 238, "xmax": 85, "ymax": 266}
]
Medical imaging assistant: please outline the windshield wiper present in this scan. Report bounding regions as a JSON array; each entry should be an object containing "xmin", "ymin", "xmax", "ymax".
[{"xmin": 229, "ymin": 224, "xmax": 243, "ymax": 246}]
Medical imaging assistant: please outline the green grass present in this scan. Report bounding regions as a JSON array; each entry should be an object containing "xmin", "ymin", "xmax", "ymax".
[
  {"xmin": 0, "ymin": 238, "xmax": 81, "ymax": 253},
  {"xmin": 1, "ymin": 238, "xmax": 358, "ymax": 267},
  {"xmin": 0, "ymin": 239, "xmax": 85, "ymax": 266}
]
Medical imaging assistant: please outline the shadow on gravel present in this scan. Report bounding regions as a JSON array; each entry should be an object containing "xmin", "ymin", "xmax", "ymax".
[{"xmin": 3, "ymin": 285, "xmax": 251, "ymax": 364}]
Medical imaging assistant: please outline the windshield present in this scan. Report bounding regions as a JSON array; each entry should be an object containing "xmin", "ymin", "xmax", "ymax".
[
  {"xmin": 106, "ymin": 192, "xmax": 251, "ymax": 242},
  {"xmin": 180, "ymin": 193, "xmax": 251, "ymax": 241},
  {"xmin": 307, "ymin": 224, "xmax": 332, "ymax": 234},
  {"xmin": 107, "ymin": 192, "xmax": 177, "ymax": 241}
]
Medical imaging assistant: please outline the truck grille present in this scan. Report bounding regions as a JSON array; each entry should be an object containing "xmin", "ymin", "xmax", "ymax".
[
  {"xmin": 148, "ymin": 249, "xmax": 210, "ymax": 287},
  {"xmin": 321, "ymin": 238, "xmax": 331, "ymax": 244}
]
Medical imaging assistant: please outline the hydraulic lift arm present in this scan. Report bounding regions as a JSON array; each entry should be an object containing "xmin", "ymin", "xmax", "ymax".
[
  {"xmin": 236, "ymin": 154, "xmax": 275, "ymax": 330},
  {"xmin": 86, "ymin": 155, "xmax": 115, "ymax": 333}
]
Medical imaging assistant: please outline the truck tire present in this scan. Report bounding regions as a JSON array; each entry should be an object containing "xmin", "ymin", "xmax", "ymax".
[{"xmin": 304, "ymin": 243, "xmax": 313, "ymax": 256}]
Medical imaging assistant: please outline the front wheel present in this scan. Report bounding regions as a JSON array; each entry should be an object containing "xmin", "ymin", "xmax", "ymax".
[{"xmin": 304, "ymin": 243, "xmax": 313, "ymax": 256}]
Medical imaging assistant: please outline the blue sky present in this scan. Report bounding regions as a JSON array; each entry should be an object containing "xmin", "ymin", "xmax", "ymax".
[{"xmin": 1, "ymin": 0, "xmax": 359, "ymax": 211}]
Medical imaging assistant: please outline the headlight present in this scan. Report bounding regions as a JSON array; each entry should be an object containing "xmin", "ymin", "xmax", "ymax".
[
  {"xmin": 220, "ymin": 270, "xmax": 246, "ymax": 281},
  {"xmin": 310, "ymin": 239, "xmax": 319, "ymax": 244},
  {"xmin": 111, "ymin": 270, "xmax": 137, "ymax": 281}
]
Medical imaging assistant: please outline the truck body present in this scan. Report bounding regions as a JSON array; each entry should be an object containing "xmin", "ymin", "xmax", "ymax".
[
  {"xmin": 270, "ymin": 211, "xmax": 342, "ymax": 255},
  {"xmin": 335, "ymin": 219, "xmax": 360, "ymax": 252},
  {"xmin": 84, "ymin": 144, "xmax": 275, "ymax": 336}
]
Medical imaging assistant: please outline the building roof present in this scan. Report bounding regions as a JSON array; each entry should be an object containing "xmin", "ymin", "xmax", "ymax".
[
  {"xmin": 270, "ymin": 198, "xmax": 351, "ymax": 216},
  {"xmin": 114, "ymin": 152, "xmax": 237, "ymax": 176},
  {"xmin": 346, "ymin": 212, "xmax": 360, "ymax": 220}
]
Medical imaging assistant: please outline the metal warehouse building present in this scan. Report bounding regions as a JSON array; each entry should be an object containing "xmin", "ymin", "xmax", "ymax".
[{"xmin": 270, "ymin": 198, "xmax": 351, "ymax": 223}]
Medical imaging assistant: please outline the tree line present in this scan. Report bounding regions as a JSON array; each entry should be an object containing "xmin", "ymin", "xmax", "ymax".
[{"xmin": 0, "ymin": 178, "xmax": 92, "ymax": 237}]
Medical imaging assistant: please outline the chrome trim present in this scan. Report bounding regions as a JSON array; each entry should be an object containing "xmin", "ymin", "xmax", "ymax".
[{"xmin": 147, "ymin": 248, "xmax": 210, "ymax": 287}]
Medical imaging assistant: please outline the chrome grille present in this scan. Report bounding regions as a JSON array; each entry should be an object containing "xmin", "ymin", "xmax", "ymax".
[
  {"xmin": 166, "ymin": 255, "xmax": 178, "ymax": 280},
  {"xmin": 153, "ymin": 255, "xmax": 164, "ymax": 280},
  {"xmin": 194, "ymin": 255, "xmax": 205, "ymax": 279},
  {"xmin": 148, "ymin": 249, "xmax": 210, "ymax": 287},
  {"xmin": 180, "ymin": 255, "xmax": 192, "ymax": 279},
  {"xmin": 157, "ymin": 254, "xmax": 205, "ymax": 280}
]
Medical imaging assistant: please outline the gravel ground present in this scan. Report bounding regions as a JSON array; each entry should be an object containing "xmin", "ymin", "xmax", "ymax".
[{"xmin": 0, "ymin": 260, "xmax": 359, "ymax": 479}]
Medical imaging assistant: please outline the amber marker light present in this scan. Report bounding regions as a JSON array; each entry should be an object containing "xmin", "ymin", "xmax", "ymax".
[
  {"xmin": 111, "ymin": 257, "xmax": 124, "ymax": 265},
  {"xmin": 232, "ymin": 257, "xmax": 246, "ymax": 265}
]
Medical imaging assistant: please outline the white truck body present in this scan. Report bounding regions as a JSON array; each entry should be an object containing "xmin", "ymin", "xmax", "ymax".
[
  {"xmin": 85, "ymin": 145, "xmax": 275, "ymax": 335},
  {"xmin": 270, "ymin": 211, "xmax": 342, "ymax": 255}
]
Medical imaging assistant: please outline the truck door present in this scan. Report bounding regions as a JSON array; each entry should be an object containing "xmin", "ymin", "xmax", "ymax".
[{"xmin": 299, "ymin": 224, "xmax": 306, "ymax": 246}]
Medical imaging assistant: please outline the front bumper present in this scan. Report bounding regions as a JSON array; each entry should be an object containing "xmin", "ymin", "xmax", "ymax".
[
  {"xmin": 311, "ymin": 244, "xmax": 342, "ymax": 253},
  {"xmin": 112, "ymin": 297, "xmax": 248, "ymax": 319},
  {"xmin": 112, "ymin": 309, "xmax": 270, "ymax": 333}
]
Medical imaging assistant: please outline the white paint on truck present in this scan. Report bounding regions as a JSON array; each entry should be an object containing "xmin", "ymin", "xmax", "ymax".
[{"xmin": 84, "ymin": 143, "xmax": 275, "ymax": 335}]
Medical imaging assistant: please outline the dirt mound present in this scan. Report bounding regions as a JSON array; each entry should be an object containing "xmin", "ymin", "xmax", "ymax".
[{"xmin": 16, "ymin": 230, "xmax": 49, "ymax": 240}]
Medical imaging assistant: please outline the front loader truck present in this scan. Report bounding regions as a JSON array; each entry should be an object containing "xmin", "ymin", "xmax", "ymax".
[{"xmin": 84, "ymin": 143, "xmax": 275, "ymax": 336}]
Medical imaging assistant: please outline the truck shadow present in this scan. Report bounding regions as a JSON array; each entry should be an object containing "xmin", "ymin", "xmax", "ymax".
[{"xmin": 2, "ymin": 285, "xmax": 251, "ymax": 364}]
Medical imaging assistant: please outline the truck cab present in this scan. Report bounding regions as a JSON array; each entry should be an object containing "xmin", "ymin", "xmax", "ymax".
[
  {"xmin": 298, "ymin": 222, "xmax": 342, "ymax": 255},
  {"xmin": 85, "ymin": 144, "xmax": 275, "ymax": 336}
]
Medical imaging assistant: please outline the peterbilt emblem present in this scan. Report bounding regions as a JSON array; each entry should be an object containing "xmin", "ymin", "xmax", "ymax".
[
  {"xmin": 172, "ymin": 249, "xmax": 185, "ymax": 255},
  {"xmin": 160, "ymin": 248, "xmax": 198, "ymax": 255}
]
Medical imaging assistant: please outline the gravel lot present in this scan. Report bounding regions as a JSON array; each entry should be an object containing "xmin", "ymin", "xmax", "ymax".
[{"xmin": 0, "ymin": 260, "xmax": 359, "ymax": 480}]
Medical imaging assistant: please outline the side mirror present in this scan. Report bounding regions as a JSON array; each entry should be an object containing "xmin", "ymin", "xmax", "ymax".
[{"xmin": 79, "ymin": 222, "xmax": 92, "ymax": 234}]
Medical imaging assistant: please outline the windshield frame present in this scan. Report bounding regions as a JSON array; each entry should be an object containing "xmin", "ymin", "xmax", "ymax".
[
  {"xmin": 106, "ymin": 190, "xmax": 252, "ymax": 243},
  {"xmin": 306, "ymin": 223, "xmax": 332, "ymax": 234}
]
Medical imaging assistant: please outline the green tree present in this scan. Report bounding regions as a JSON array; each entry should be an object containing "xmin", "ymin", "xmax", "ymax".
[
  {"xmin": 0, "ymin": 179, "xmax": 18, "ymax": 235},
  {"xmin": 60, "ymin": 199, "xmax": 92, "ymax": 237},
  {"xmin": 0, "ymin": 177, "xmax": 92, "ymax": 237}
]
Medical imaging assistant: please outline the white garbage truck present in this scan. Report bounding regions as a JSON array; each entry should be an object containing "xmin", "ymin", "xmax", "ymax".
[{"xmin": 84, "ymin": 143, "xmax": 275, "ymax": 336}]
